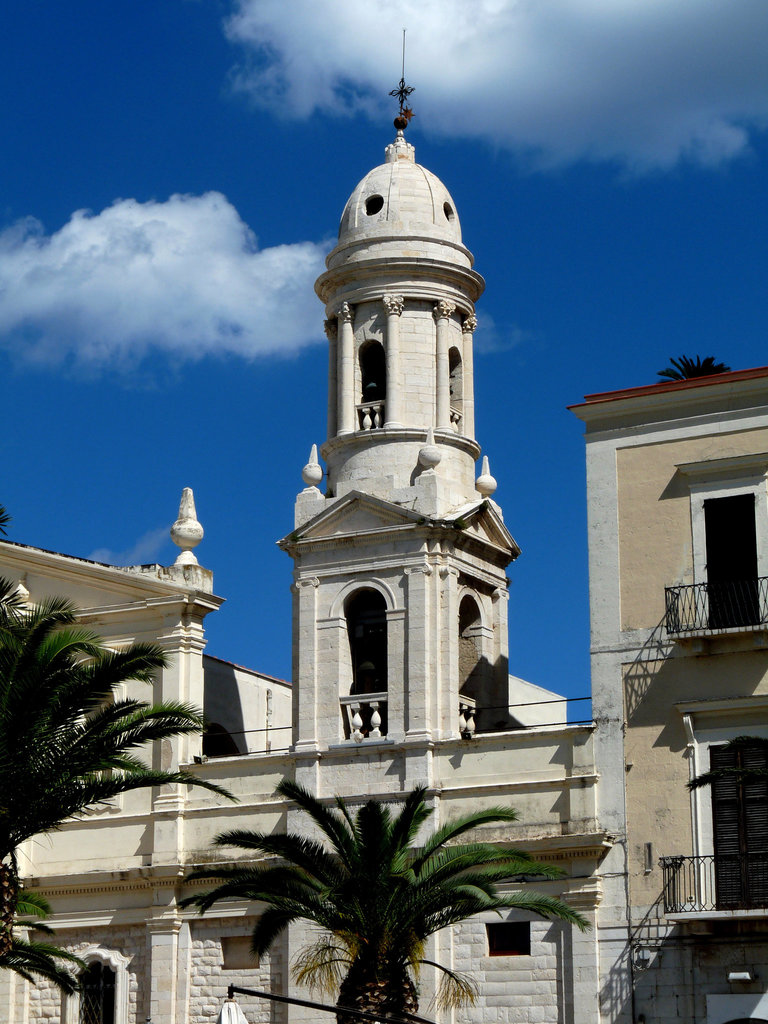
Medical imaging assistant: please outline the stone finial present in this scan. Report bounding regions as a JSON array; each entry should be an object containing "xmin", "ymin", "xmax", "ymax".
[
  {"xmin": 170, "ymin": 487, "xmax": 204, "ymax": 566},
  {"xmin": 476, "ymin": 456, "xmax": 498, "ymax": 497},
  {"xmin": 302, "ymin": 444, "xmax": 323, "ymax": 488},
  {"xmin": 418, "ymin": 428, "xmax": 442, "ymax": 470},
  {"xmin": 14, "ymin": 575, "xmax": 30, "ymax": 606}
]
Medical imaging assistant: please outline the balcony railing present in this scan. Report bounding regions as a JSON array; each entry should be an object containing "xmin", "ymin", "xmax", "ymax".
[
  {"xmin": 665, "ymin": 578, "xmax": 768, "ymax": 634},
  {"xmin": 660, "ymin": 854, "xmax": 768, "ymax": 914},
  {"xmin": 340, "ymin": 692, "xmax": 387, "ymax": 742}
]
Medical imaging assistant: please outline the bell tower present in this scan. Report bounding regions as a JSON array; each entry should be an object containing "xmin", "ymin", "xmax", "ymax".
[
  {"xmin": 280, "ymin": 122, "xmax": 519, "ymax": 768},
  {"xmin": 314, "ymin": 128, "xmax": 485, "ymax": 516}
]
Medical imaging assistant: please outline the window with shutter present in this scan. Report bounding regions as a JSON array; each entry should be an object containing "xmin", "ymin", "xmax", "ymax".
[{"xmin": 711, "ymin": 741, "xmax": 768, "ymax": 908}]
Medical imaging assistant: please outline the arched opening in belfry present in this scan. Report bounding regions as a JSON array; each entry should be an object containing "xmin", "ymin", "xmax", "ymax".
[
  {"xmin": 343, "ymin": 589, "xmax": 388, "ymax": 739},
  {"xmin": 458, "ymin": 594, "xmax": 494, "ymax": 734},
  {"xmin": 359, "ymin": 341, "xmax": 386, "ymax": 402},
  {"xmin": 449, "ymin": 346, "xmax": 463, "ymax": 432}
]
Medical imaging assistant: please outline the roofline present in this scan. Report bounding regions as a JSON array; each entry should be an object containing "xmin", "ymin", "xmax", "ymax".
[
  {"xmin": 570, "ymin": 365, "xmax": 768, "ymax": 411},
  {"xmin": 203, "ymin": 653, "xmax": 291, "ymax": 688}
]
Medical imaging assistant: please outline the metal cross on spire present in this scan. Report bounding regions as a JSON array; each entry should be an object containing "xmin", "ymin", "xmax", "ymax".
[{"xmin": 389, "ymin": 29, "xmax": 414, "ymax": 130}]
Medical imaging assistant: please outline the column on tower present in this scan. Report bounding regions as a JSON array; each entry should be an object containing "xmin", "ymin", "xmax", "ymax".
[
  {"xmin": 337, "ymin": 301, "xmax": 355, "ymax": 434},
  {"xmin": 433, "ymin": 300, "xmax": 456, "ymax": 430},
  {"xmin": 382, "ymin": 293, "xmax": 404, "ymax": 428},
  {"xmin": 324, "ymin": 317, "xmax": 338, "ymax": 439},
  {"xmin": 461, "ymin": 313, "xmax": 477, "ymax": 440}
]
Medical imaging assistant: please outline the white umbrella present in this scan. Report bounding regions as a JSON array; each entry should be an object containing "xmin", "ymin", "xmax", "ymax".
[{"xmin": 216, "ymin": 997, "xmax": 249, "ymax": 1024}]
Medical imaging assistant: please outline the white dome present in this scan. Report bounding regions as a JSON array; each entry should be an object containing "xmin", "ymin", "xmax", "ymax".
[{"xmin": 337, "ymin": 132, "xmax": 462, "ymax": 247}]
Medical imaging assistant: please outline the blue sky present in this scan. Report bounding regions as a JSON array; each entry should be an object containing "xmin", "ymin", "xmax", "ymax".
[{"xmin": 2, "ymin": 1, "xmax": 768, "ymax": 699}]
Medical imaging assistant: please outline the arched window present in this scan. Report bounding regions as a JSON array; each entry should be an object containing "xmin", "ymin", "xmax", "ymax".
[
  {"xmin": 79, "ymin": 961, "xmax": 116, "ymax": 1024},
  {"xmin": 344, "ymin": 589, "xmax": 388, "ymax": 738},
  {"xmin": 203, "ymin": 722, "xmax": 241, "ymax": 758},
  {"xmin": 62, "ymin": 947, "xmax": 131, "ymax": 1024},
  {"xmin": 346, "ymin": 590, "xmax": 387, "ymax": 694},
  {"xmin": 449, "ymin": 346, "xmax": 463, "ymax": 432}
]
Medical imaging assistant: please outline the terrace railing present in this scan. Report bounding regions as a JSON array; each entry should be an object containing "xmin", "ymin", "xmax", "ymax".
[
  {"xmin": 660, "ymin": 853, "xmax": 768, "ymax": 913},
  {"xmin": 665, "ymin": 578, "xmax": 768, "ymax": 634}
]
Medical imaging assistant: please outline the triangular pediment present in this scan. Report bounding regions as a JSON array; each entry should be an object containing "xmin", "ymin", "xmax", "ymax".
[
  {"xmin": 280, "ymin": 492, "xmax": 519, "ymax": 561},
  {"xmin": 284, "ymin": 491, "xmax": 425, "ymax": 545},
  {"xmin": 442, "ymin": 500, "xmax": 520, "ymax": 559}
]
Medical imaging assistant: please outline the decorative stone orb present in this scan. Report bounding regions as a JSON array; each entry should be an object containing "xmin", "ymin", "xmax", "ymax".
[
  {"xmin": 418, "ymin": 443, "xmax": 442, "ymax": 469},
  {"xmin": 475, "ymin": 456, "xmax": 497, "ymax": 497},
  {"xmin": 302, "ymin": 461, "xmax": 323, "ymax": 487}
]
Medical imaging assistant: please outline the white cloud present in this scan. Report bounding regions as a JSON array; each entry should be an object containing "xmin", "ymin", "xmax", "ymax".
[
  {"xmin": 225, "ymin": 0, "xmax": 768, "ymax": 170},
  {"xmin": 89, "ymin": 526, "xmax": 170, "ymax": 567},
  {"xmin": 0, "ymin": 193, "xmax": 328, "ymax": 367}
]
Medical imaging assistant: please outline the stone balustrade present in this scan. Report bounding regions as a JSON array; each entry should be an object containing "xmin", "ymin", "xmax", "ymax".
[{"xmin": 340, "ymin": 691, "xmax": 388, "ymax": 742}]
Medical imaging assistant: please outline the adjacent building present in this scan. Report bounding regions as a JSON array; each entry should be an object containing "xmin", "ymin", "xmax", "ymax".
[{"xmin": 573, "ymin": 367, "xmax": 768, "ymax": 1024}]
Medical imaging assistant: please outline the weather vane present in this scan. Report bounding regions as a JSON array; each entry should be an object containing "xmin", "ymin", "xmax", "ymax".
[{"xmin": 389, "ymin": 28, "xmax": 414, "ymax": 131}]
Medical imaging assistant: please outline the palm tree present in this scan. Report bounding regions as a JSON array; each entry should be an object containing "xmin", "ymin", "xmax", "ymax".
[
  {"xmin": 658, "ymin": 355, "xmax": 731, "ymax": 381},
  {"xmin": 0, "ymin": 576, "xmax": 232, "ymax": 980},
  {"xmin": 0, "ymin": 504, "xmax": 10, "ymax": 536},
  {"xmin": 185, "ymin": 779, "xmax": 587, "ymax": 1024},
  {"xmin": 1, "ymin": 890, "xmax": 84, "ymax": 994}
]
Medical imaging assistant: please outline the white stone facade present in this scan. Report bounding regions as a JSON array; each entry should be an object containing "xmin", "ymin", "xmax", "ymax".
[{"xmin": 0, "ymin": 131, "xmax": 614, "ymax": 1024}]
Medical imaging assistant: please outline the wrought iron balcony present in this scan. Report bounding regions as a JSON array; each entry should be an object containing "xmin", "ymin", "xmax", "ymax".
[
  {"xmin": 664, "ymin": 577, "xmax": 768, "ymax": 634},
  {"xmin": 660, "ymin": 854, "xmax": 768, "ymax": 914}
]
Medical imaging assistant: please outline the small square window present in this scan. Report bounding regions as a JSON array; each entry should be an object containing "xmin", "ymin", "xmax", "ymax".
[
  {"xmin": 486, "ymin": 922, "xmax": 531, "ymax": 956},
  {"xmin": 221, "ymin": 936, "xmax": 258, "ymax": 970}
]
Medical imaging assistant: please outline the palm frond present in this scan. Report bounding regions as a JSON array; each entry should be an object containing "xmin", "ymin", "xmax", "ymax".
[
  {"xmin": 420, "ymin": 958, "xmax": 478, "ymax": 1011},
  {"xmin": 292, "ymin": 937, "xmax": 352, "ymax": 995},
  {"xmin": 658, "ymin": 355, "xmax": 731, "ymax": 381}
]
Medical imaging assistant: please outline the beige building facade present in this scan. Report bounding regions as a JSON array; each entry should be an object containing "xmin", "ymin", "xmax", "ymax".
[
  {"xmin": 0, "ymin": 131, "xmax": 611, "ymax": 1024},
  {"xmin": 573, "ymin": 367, "xmax": 768, "ymax": 1024}
]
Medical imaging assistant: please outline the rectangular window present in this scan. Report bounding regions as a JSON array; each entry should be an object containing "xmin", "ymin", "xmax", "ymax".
[
  {"xmin": 486, "ymin": 922, "xmax": 531, "ymax": 956},
  {"xmin": 704, "ymin": 494, "xmax": 759, "ymax": 628},
  {"xmin": 711, "ymin": 741, "xmax": 768, "ymax": 907}
]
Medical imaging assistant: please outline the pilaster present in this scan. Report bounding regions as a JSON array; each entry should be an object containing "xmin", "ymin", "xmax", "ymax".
[
  {"xmin": 461, "ymin": 313, "xmax": 477, "ymax": 439},
  {"xmin": 383, "ymin": 293, "xmax": 405, "ymax": 428},
  {"xmin": 324, "ymin": 317, "xmax": 338, "ymax": 440},
  {"xmin": 404, "ymin": 563, "xmax": 432, "ymax": 739},
  {"xmin": 337, "ymin": 302, "xmax": 355, "ymax": 435}
]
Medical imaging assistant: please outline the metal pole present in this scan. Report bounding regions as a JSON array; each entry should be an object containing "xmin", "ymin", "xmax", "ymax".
[{"xmin": 226, "ymin": 983, "xmax": 437, "ymax": 1024}]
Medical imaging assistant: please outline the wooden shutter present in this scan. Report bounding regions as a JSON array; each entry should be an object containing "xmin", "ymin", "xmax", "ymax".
[{"xmin": 711, "ymin": 741, "xmax": 768, "ymax": 907}]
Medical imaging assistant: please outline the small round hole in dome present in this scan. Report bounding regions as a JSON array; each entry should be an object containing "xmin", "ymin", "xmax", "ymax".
[
  {"xmin": 443, "ymin": 202, "xmax": 455, "ymax": 222},
  {"xmin": 365, "ymin": 195, "xmax": 384, "ymax": 216}
]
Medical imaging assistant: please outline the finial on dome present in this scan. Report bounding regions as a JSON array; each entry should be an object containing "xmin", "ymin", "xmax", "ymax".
[
  {"xmin": 301, "ymin": 444, "xmax": 324, "ymax": 489},
  {"xmin": 476, "ymin": 456, "xmax": 498, "ymax": 497},
  {"xmin": 418, "ymin": 427, "xmax": 442, "ymax": 470},
  {"xmin": 170, "ymin": 487, "xmax": 204, "ymax": 566},
  {"xmin": 389, "ymin": 29, "xmax": 415, "ymax": 132}
]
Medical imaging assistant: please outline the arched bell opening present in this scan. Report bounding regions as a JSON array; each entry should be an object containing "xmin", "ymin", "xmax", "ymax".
[
  {"xmin": 449, "ymin": 346, "xmax": 463, "ymax": 433},
  {"xmin": 458, "ymin": 594, "xmax": 495, "ymax": 734},
  {"xmin": 358, "ymin": 340, "xmax": 386, "ymax": 430},
  {"xmin": 343, "ymin": 589, "xmax": 388, "ymax": 740}
]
